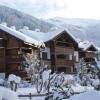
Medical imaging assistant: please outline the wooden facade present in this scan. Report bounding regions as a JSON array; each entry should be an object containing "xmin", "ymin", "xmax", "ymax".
[
  {"xmin": 79, "ymin": 45, "xmax": 97, "ymax": 64},
  {"xmin": 41, "ymin": 31, "xmax": 79, "ymax": 74},
  {"xmin": 0, "ymin": 26, "xmax": 98, "ymax": 76},
  {"xmin": 0, "ymin": 29, "xmax": 37, "ymax": 77}
]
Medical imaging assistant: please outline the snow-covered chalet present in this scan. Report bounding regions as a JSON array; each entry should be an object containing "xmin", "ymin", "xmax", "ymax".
[
  {"xmin": 0, "ymin": 23, "xmax": 98, "ymax": 77},
  {"xmin": 20, "ymin": 28, "xmax": 79, "ymax": 74},
  {"xmin": 0, "ymin": 23, "xmax": 43, "ymax": 77}
]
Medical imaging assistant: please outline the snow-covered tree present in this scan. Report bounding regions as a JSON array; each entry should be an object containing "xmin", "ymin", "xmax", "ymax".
[
  {"xmin": 8, "ymin": 74, "xmax": 21, "ymax": 91},
  {"xmin": 77, "ymin": 58, "xmax": 87, "ymax": 80},
  {"xmin": 22, "ymin": 52, "xmax": 41, "ymax": 84}
]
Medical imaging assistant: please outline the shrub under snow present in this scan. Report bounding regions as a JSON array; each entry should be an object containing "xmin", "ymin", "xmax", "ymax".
[{"xmin": 8, "ymin": 74, "xmax": 21, "ymax": 84}]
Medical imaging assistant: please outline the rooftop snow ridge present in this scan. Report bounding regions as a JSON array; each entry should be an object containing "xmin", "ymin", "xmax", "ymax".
[
  {"xmin": 20, "ymin": 28, "xmax": 78, "ymax": 43},
  {"xmin": 0, "ymin": 23, "xmax": 41, "ymax": 47},
  {"xmin": 23, "ymin": 26, "xmax": 29, "ymax": 30},
  {"xmin": 1, "ymin": 22, "xmax": 7, "ymax": 26},
  {"xmin": 10, "ymin": 26, "xmax": 16, "ymax": 30},
  {"xmin": 50, "ymin": 27, "xmax": 58, "ymax": 31},
  {"xmin": 78, "ymin": 39, "xmax": 97, "ymax": 51}
]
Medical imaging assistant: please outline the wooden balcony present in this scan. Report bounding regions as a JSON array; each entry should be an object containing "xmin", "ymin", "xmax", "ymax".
[
  {"xmin": 55, "ymin": 41, "xmax": 74, "ymax": 47},
  {"xmin": 55, "ymin": 59, "xmax": 74, "ymax": 66},
  {"xmin": 85, "ymin": 52, "xmax": 96, "ymax": 58},
  {"xmin": 55, "ymin": 46, "xmax": 74, "ymax": 54}
]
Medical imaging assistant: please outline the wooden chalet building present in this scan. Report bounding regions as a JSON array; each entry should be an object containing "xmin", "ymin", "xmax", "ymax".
[
  {"xmin": 0, "ymin": 23, "xmax": 40, "ymax": 77},
  {"xmin": 79, "ymin": 41, "xmax": 97, "ymax": 65},
  {"xmin": 45, "ymin": 31, "xmax": 79, "ymax": 73},
  {"xmin": 1, "ymin": 23, "xmax": 98, "ymax": 77},
  {"xmin": 21, "ymin": 29, "xmax": 79, "ymax": 74}
]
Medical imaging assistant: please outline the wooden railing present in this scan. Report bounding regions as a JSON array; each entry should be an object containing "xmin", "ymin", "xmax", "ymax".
[
  {"xmin": 55, "ymin": 46, "xmax": 74, "ymax": 54},
  {"xmin": 55, "ymin": 59, "xmax": 74, "ymax": 66},
  {"xmin": 85, "ymin": 52, "xmax": 96, "ymax": 58}
]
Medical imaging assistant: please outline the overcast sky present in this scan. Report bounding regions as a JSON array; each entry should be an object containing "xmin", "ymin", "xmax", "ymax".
[{"xmin": 0, "ymin": 0, "xmax": 100, "ymax": 19}]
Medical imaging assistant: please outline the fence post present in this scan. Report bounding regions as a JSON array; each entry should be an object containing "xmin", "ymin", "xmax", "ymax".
[{"xmin": 29, "ymin": 93, "xmax": 32, "ymax": 100}]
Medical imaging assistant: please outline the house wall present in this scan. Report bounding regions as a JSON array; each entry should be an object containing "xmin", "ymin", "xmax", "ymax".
[
  {"xmin": 0, "ymin": 29, "xmax": 22, "ymax": 77},
  {"xmin": 44, "ymin": 32, "xmax": 79, "ymax": 74},
  {"xmin": 40, "ymin": 47, "xmax": 51, "ymax": 68},
  {"xmin": 79, "ymin": 49, "xmax": 97, "ymax": 65},
  {"xmin": 74, "ymin": 51, "xmax": 79, "ymax": 62},
  {"xmin": 0, "ymin": 29, "xmax": 37, "ymax": 77},
  {"xmin": 85, "ymin": 52, "xmax": 96, "ymax": 58},
  {"xmin": 53, "ymin": 44, "xmax": 75, "ymax": 73}
]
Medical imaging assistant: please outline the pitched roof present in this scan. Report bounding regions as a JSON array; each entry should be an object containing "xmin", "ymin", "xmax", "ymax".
[
  {"xmin": 96, "ymin": 47, "xmax": 100, "ymax": 51},
  {"xmin": 20, "ymin": 28, "xmax": 78, "ymax": 43},
  {"xmin": 0, "ymin": 23, "xmax": 40, "ymax": 47},
  {"xmin": 79, "ymin": 40, "xmax": 97, "ymax": 51}
]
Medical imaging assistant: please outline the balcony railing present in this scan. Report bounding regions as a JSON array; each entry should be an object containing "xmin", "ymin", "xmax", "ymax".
[
  {"xmin": 55, "ymin": 46, "xmax": 74, "ymax": 54},
  {"xmin": 55, "ymin": 59, "xmax": 74, "ymax": 66}
]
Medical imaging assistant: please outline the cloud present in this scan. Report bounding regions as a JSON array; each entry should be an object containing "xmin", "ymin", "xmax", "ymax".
[{"xmin": 0, "ymin": 0, "xmax": 100, "ymax": 19}]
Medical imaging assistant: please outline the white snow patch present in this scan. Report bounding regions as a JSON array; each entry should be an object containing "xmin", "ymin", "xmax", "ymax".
[
  {"xmin": 0, "ymin": 23, "xmax": 40, "ymax": 46},
  {"xmin": 0, "ymin": 87, "xmax": 19, "ymax": 100},
  {"xmin": 69, "ymin": 91, "xmax": 100, "ymax": 100},
  {"xmin": 8, "ymin": 74, "xmax": 21, "ymax": 83}
]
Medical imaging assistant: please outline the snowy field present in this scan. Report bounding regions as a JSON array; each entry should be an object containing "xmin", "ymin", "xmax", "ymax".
[
  {"xmin": 19, "ymin": 97, "xmax": 45, "ymax": 100},
  {"xmin": 68, "ymin": 91, "xmax": 100, "ymax": 100},
  {"xmin": 18, "ymin": 91, "xmax": 100, "ymax": 100},
  {"xmin": 0, "ymin": 65, "xmax": 100, "ymax": 100},
  {"xmin": 0, "ymin": 79, "xmax": 100, "ymax": 100}
]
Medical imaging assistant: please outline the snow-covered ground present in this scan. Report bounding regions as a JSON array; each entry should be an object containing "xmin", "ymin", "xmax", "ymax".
[
  {"xmin": 0, "ymin": 86, "xmax": 19, "ymax": 100},
  {"xmin": 18, "ymin": 90, "xmax": 100, "ymax": 100},
  {"xmin": 19, "ymin": 97, "xmax": 45, "ymax": 100},
  {"xmin": 68, "ymin": 91, "xmax": 100, "ymax": 100},
  {"xmin": 19, "ymin": 90, "xmax": 100, "ymax": 100},
  {"xmin": 0, "ymin": 71, "xmax": 100, "ymax": 100},
  {"xmin": 0, "ymin": 81, "xmax": 100, "ymax": 100}
]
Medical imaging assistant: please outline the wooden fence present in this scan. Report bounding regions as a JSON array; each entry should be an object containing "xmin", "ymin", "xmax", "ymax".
[{"xmin": 18, "ymin": 93, "xmax": 53, "ymax": 100}]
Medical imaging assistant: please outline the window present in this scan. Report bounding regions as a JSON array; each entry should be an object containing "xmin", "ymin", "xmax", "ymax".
[
  {"xmin": 0, "ymin": 39, "xmax": 6, "ymax": 47},
  {"xmin": 84, "ymin": 58, "xmax": 95, "ymax": 62},
  {"xmin": 66, "ymin": 67, "xmax": 71, "ymax": 73},
  {"xmin": 22, "ymin": 48, "xmax": 32, "ymax": 53},
  {"xmin": 56, "ymin": 41, "xmax": 73, "ymax": 47},
  {"xmin": 56, "ymin": 54, "xmax": 70, "ymax": 60},
  {"xmin": 66, "ymin": 54, "xmax": 70, "ymax": 60},
  {"xmin": 42, "ymin": 52, "xmax": 47, "ymax": 60},
  {"xmin": 57, "ymin": 54, "xmax": 66, "ymax": 59},
  {"xmin": 57, "ymin": 67, "xmax": 66, "ymax": 73}
]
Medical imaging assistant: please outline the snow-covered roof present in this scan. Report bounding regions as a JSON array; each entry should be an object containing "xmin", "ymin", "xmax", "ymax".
[
  {"xmin": 0, "ymin": 23, "xmax": 40, "ymax": 46},
  {"xmin": 79, "ymin": 40, "xmax": 97, "ymax": 51},
  {"xmin": 96, "ymin": 47, "xmax": 100, "ymax": 51},
  {"xmin": 20, "ymin": 28, "xmax": 78, "ymax": 43},
  {"xmin": 45, "ymin": 28, "xmax": 78, "ymax": 43}
]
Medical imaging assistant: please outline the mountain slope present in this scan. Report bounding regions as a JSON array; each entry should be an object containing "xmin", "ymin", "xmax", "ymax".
[
  {"xmin": 46, "ymin": 17, "xmax": 100, "ymax": 47},
  {"xmin": 0, "ymin": 5, "xmax": 54, "ymax": 32},
  {"xmin": 0, "ymin": 5, "xmax": 100, "ymax": 47}
]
